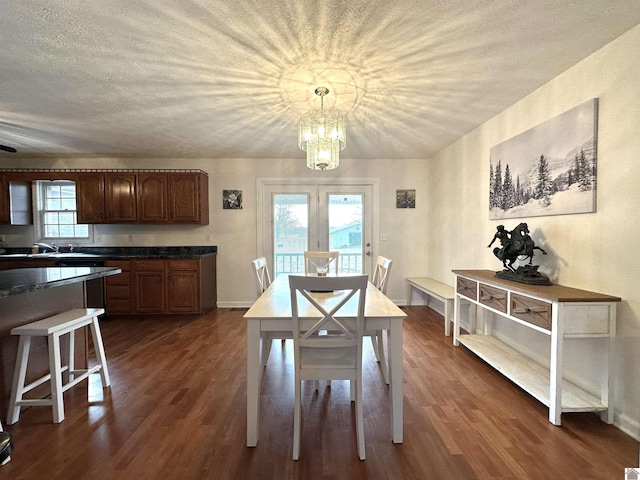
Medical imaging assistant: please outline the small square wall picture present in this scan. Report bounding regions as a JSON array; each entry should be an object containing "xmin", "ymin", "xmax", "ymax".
[
  {"xmin": 223, "ymin": 190, "xmax": 242, "ymax": 209},
  {"xmin": 396, "ymin": 189, "xmax": 415, "ymax": 208}
]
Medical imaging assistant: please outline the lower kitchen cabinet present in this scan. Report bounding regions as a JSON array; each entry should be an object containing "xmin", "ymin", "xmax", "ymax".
[
  {"xmin": 167, "ymin": 259, "xmax": 200, "ymax": 312},
  {"xmin": 104, "ymin": 256, "xmax": 215, "ymax": 315},
  {"xmin": 105, "ymin": 260, "xmax": 133, "ymax": 313},
  {"xmin": 134, "ymin": 259, "xmax": 166, "ymax": 313}
]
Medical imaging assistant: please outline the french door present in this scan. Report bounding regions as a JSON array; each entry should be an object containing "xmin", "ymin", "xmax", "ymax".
[{"xmin": 260, "ymin": 182, "xmax": 374, "ymax": 277}]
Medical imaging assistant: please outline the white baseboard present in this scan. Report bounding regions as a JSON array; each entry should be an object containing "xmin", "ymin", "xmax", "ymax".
[{"xmin": 617, "ymin": 412, "xmax": 640, "ymax": 441}]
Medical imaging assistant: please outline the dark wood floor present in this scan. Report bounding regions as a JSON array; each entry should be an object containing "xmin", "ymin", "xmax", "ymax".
[{"xmin": 1, "ymin": 306, "xmax": 636, "ymax": 479}]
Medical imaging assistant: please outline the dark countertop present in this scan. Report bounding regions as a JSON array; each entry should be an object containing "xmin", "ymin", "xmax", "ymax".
[
  {"xmin": 0, "ymin": 266, "xmax": 122, "ymax": 299},
  {"xmin": 0, "ymin": 246, "xmax": 217, "ymax": 260}
]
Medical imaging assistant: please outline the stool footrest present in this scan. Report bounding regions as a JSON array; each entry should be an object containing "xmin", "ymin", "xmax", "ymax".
[
  {"xmin": 14, "ymin": 399, "xmax": 54, "ymax": 407},
  {"xmin": 62, "ymin": 366, "xmax": 102, "ymax": 392}
]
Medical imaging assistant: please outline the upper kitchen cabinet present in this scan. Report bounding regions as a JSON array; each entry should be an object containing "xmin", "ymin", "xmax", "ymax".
[
  {"xmin": 76, "ymin": 173, "xmax": 106, "ymax": 223},
  {"xmin": 169, "ymin": 172, "xmax": 209, "ymax": 225},
  {"xmin": 105, "ymin": 173, "xmax": 137, "ymax": 223},
  {"xmin": 137, "ymin": 173, "xmax": 168, "ymax": 223},
  {"xmin": 1, "ymin": 169, "xmax": 209, "ymax": 225},
  {"xmin": 0, "ymin": 173, "xmax": 8, "ymax": 224},
  {"xmin": 0, "ymin": 173, "xmax": 33, "ymax": 225}
]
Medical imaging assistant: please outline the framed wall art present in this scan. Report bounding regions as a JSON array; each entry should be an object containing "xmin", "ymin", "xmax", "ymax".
[
  {"xmin": 396, "ymin": 189, "xmax": 415, "ymax": 208},
  {"xmin": 489, "ymin": 98, "xmax": 598, "ymax": 220},
  {"xmin": 223, "ymin": 189, "xmax": 242, "ymax": 209}
]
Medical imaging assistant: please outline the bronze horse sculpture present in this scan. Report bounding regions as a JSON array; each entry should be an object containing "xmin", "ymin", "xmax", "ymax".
[{"xmin": 489, "ymin": 222, "xmax": 547, "ymax": 272}]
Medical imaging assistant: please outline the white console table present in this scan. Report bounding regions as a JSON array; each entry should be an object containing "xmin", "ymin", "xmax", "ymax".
[{"xmin": 452, "ymin": 269, "xmax": 620, "ymax": 426}]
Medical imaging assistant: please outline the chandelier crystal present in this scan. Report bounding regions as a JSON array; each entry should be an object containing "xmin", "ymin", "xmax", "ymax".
[{"xmin": 298, "ymin": 86, "xmax": 346, "ymax": 170}]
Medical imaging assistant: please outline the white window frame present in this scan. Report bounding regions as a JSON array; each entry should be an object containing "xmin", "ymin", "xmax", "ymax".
[{"xmin": 34, "ymin": 180, "xmax": 94, "ymax": 245}]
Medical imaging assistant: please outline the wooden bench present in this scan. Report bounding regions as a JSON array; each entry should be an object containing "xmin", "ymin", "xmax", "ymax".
[
  {"xmin": 406, "ymin": 278, "xmax": 455, "ymax": 336},
  {"xmin": 7, "ymin": 308, "xmax": 110, "ymax": 424}
]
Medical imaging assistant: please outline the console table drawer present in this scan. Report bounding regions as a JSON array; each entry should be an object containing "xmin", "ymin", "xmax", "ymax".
[
  {"xmin": 456, "ymin": 277, "xmax": 477, "ymax": 300},
  {"xmin": 479, "ymin": 284, "xmax": 508, "ymax": 313},
  {"xmin": 511, "ymin": 294, "xmax": 552, "ymax": 330}
]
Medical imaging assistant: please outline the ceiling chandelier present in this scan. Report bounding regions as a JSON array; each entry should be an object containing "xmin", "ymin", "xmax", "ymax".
[{"xmin": 298, "ymin": 86, "xmax": 346, "ymax": 170}]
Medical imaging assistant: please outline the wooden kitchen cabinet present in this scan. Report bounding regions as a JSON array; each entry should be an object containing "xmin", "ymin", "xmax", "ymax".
[
  {"xmin": 103, "ymin": 255, "xmax": 215, "ymax": 315},
  {"xmin": 105, "ymin": 173, "xmax": 137, "ymax": 223},
  {"xmin": 133, "ymin": 259, "xmax": 200, "ymax": 314},
  {"xmin": 82, "ymin": 170, "xmax": 208, "ymax": 225},
  {"xmin": 0, "ymin": 174, "xmax": 32, "ymax": 225},
  {"xmin": 167, "ymin": 259, "xmax": 200, "ymax": 312},
  {"xmin": 0, "ymin": 252, "xmax": 215, "ymax": 315},
  {"xmin": 0, "ymin": 173, "xmax": 8, "ymax": 224},
  {"xmin": 169, "ymin": 172, "xmax": 209, "ymax": 225},
  {"xmin": 105, "ymin": 260, "xmax": 133, "ymax": 313},
  {"xmin": 133, "ymin": 259, "xmax": 166, "ymax": 313},
  {"xmin": 137, "ymin": 173, "xmax": 168, "ymax": 223},
  {"xmin": 2, "ymin": 168, "xmax": 208, "ymax": 225},
  {"xmin": 76, "ymin": 173, "xmax": 106, "ymax": 224}
]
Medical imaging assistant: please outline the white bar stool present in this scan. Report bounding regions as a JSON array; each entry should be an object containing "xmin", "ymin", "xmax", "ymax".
[
  {"xmin": 0, "ymin": 420, "xmax": 11, "ymax": 465},
  {"xmin": 7, "ymin": 308, "xmax": 110, "ymax": 424}
]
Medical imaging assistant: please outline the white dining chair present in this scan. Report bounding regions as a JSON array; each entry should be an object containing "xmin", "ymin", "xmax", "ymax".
[
  {"xmin": 289, "ymin": 274, "xmax": 368, "ymax": 460},
  {"xmin": 303, "ymin": 251, "xmax": 341, "ymax": 388},
  {"xmin": 251, "ymin": 257, "xmax": 271, "ymax": 296},
  {"xmin": 303, "ymin": 251, "xmax": 339, "ymax": 275},
  {"xmin": 369, "ymin": 256, "xmax": 392, "ymax": 384},
  {"xmin": 251, "ymin": 257, "xmax": 286, "ymax": 367}
]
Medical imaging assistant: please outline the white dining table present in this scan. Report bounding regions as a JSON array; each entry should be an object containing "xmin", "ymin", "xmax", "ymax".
[{"xmin": 244, "ymin": 273, "xmax": 406, "ymax": 447}]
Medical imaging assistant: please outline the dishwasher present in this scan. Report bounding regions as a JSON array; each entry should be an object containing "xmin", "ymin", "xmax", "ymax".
[{"xmin": 55, "ymin": 257, "xmax": 106, "ymax": 309}]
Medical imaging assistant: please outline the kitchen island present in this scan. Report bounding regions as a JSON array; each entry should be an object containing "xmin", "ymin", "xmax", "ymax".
[{"xmin": 0, "ymin": 266, "xmax": 121, "ymax": 421}]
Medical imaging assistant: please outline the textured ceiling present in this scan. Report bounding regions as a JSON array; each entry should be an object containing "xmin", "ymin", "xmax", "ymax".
[{"xmin": 1, "ymin": 0, "xmax": 640, "ymax": 160}]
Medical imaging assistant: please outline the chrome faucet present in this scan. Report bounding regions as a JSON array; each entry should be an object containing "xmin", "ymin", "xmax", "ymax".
[{"xmin": 33, "ymin": 242, "xmax": 59, "ymax": 253}]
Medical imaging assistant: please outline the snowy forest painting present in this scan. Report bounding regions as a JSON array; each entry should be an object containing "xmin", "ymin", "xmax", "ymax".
[{"xmin": 489, "ymin": 98, "xmax": 598, "ymax": 219}]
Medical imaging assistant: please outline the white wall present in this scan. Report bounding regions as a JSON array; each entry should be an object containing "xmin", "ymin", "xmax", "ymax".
[
  {"xmin": 0, "ymin": 156, "xmax": 429, "ymax": 306},
  {"xmin": 427, "ymin": 23, "xmax": 640, "ymax": 439}
]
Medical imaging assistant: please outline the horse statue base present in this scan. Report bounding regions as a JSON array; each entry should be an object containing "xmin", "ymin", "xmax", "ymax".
[{"xmin": 495, "ymin": 265, "xmax": 551, "ymax": 286}]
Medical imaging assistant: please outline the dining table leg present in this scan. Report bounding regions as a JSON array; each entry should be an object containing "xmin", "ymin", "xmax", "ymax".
[
  {"xmin": 388, "ymin": 317, "xmax": 404, "ymax": 443},
  {"xmin": 247, "ymin": 319, "xmax": 261, "ymax": 447}
]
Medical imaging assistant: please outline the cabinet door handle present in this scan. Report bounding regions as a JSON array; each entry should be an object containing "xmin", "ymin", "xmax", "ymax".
[
  {"xmin": 513, "ymin": 306, "xmax": 547, "ymax": 314},
  {"xmin": 481, "ymin": 294, "xmax": 505, "ymax": 301}
]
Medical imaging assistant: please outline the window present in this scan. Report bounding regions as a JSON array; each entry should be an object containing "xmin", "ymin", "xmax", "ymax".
[{"xmin": 36, "ymin": 180, "xmax": 92, "ymax": 242}]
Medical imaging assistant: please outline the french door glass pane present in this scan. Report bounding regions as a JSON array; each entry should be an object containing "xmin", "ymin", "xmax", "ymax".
[
  {"xmin": 273, "ymin": 194, "xmax": 309, "ymax": 276},
  {"xmin": 328, "ymin": 194, "xmax": 363, "ymax": 273}
]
